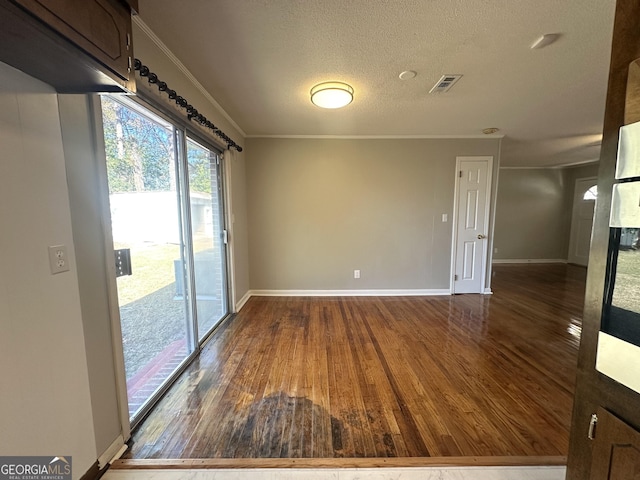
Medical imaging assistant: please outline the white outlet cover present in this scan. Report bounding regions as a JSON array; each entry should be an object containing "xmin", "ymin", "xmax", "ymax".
[{"xmin": 48, "ymin": 245, "xmax": 70, "ymax": 274}]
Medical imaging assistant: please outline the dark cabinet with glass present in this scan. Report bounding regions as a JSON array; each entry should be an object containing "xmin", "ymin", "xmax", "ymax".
[{"xmin": 566, "ymin": 2, "xmax": 640, "ymax": 478}]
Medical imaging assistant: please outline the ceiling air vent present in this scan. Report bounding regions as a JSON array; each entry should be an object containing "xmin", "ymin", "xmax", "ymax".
[{"xmin": 429, "ymin": 74, "xmax": 462, "ymax": 94}]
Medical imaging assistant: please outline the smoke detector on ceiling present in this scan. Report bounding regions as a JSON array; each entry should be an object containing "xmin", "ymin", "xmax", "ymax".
[
  {"xmin": 429, "ymin": 74, "xmax": 462, "ymax": 94},
  {"xmin": 399, "ymin": 70, "xmax": 417, "ymax": 80}
]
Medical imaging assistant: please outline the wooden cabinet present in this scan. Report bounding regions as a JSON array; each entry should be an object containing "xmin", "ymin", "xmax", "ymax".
[
  {"xmin": 13, "ymin": 0, "xmax": 133, "ymax": 82},
  {"xmin": 565, "ymin": 1, "xmax": 640, "ymax": 477},
  {"xmin": 0, "ymin": 0, "xmax": 137, "ymax": 92},
  {"xmin": 590, "ymin": 408, "xmax": 640, "ymax": 479}
]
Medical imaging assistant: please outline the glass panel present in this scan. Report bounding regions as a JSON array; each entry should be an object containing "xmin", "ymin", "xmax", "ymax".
[
  {"xmin": 101, "ymin": 96, "xmax": 194, "ymax": 421},
  {"xmin": 583, "ymin": 185, "xmax": 598, "ymax": 200},
  {"xmin": 602, "ymin": 228, "xmax": 640, "ymax": 348},
  {"xmin": 186, "ymin": 137, "xmax": 228, "ymax": 341}
]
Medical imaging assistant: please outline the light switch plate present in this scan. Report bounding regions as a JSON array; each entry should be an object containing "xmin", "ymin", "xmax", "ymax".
[{"xmin": 48, "ymin": 245, "xmax": 70, "ymax": 274}]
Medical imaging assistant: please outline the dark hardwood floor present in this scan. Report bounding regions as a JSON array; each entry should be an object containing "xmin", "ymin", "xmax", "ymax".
[{"xmin": 123, "ymin": 263, "xmax": 586, "ymax": 459}]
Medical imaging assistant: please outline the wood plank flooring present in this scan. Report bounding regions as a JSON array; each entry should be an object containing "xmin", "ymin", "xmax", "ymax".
[{"xmin": 123, "ymin": 264, "xmax": 586, "ymax": 459}]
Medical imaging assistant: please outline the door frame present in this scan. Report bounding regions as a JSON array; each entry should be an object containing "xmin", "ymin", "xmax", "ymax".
[
  {"xmin": 449, "ymin": 156, "xmax": 494, "ymax": 294},
  {"xmin": 101, "ymin": 94, "xmax": 202, "ymax": 429},
  {"xmin": 222, "ymin": 150, "xmax": 238, "ymax": 312},
  {"xmin": 91, "ymin": 95, "xmax": 132, "ymax": 442},
  {"xmin": 567, "ymin": 176, "xmax": 598, "ymax": 266},
  {"xmin": 93, "ymin": 94, "xmax": 234, "ymax": 437}
]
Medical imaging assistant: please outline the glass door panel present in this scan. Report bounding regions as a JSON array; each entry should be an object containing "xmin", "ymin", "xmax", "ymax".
[
  {"xmin": 186, "ymin": 138, "xmax": 228, "ymax": 341},
  {"xmin": 101, "ymin": 96, "xmax": 194, "ymax": 422}
]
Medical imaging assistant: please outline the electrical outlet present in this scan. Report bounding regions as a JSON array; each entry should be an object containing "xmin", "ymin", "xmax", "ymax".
[
  {"xmin": 494, "ymin": 247, "xmax": 498, "ymax": 254},
  {"xmin": 354, "ymin": 269, "xmax": 360, "ymax": 279},
  {"xmin": 442, "ymin": 213, "xmax": 448, "ymax": 222},
  {"xmin": 48, "ymin": 245, "xmax": 70, "ymax": 274}
]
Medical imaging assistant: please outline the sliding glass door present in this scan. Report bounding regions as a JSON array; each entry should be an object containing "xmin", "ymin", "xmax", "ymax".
[
  {"xmin": 186, "ymin": 139, "xmax": 228, "ymax": 341},
  {"xmin": 101, "ymin": 96, "xmax": 229, "ymax": 424}
]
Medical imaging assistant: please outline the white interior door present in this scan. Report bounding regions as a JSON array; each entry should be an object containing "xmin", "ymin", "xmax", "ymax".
[
  {"xmin": 568, "ymin": 177, "xmax": 597, "ymax": 266},
  {"xmin": 452, "ymin": 157, "xmax": 492, "ymax": 294}
]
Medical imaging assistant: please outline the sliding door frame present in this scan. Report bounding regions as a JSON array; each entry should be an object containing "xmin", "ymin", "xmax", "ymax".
[
  {"xmin": 93, "ymin": 93, "xmax": 234, "ymax": 436},
  {"xmin": 129, "ymin": 96, "xmax": 234, "ymax": 336},
  {"xmin": 181, "ymin": 132, "xmax": 232, "ymax": 344}
]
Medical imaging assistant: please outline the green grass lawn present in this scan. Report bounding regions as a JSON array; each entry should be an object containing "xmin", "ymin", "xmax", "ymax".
[
  {"xmin": 114, "ymin": 239, "xmax": 224, "ymax": 379},
  {"xmin": 115, "ymin": 237, "xmax": 213, "ymax": 305},
  {"xmin": 612, "ymin": 249, "xmax": 640, "ymax": 313},
  {"xmin": 115, "ymin": 242, "xmax": 181, "ymax": 305}
]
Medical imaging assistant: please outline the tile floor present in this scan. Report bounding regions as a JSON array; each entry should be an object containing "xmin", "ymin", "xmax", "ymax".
[{"xmin": 103, "ymin": 466, "xmax": 566, "ymax": 480}]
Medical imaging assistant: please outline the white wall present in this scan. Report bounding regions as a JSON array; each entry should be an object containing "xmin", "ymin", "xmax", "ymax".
[{"xmin": 0, "ymin": 62, "xmax": 97, "ymax": 479}]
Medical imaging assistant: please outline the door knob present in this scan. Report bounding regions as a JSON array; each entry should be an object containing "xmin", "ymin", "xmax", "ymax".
[{"xmin": 477, "ymin": 234, "xmax": 486, "ymax": 239}]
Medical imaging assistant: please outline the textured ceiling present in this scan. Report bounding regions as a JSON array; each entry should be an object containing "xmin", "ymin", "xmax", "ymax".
[{"xmin": 138, "ymin": 0, "xmax": 616, "ymax": 167}]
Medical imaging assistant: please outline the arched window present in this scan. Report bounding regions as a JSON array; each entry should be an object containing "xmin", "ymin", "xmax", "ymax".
[{"xmin": 583, "ymin": 185, "xmax": 598, "ymax": 200}]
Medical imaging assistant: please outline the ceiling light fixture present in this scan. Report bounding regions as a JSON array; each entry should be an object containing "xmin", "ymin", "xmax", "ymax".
[
  {"xmin": 310, "ymin": 82, "xmax": 354, "ymax": 109},
  {"xmin": 530, "ymin": 33, "xmax": 560, "ymax": 50}
]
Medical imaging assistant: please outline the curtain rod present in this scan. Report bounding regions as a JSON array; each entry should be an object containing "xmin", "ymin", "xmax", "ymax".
[{"xmin": 134, "ymin": 59, "xmax": 243, "ymax": 152}]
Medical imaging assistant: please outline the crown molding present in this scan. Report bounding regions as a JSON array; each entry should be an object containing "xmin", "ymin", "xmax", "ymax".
[
  {"xmin": 500, "ymin": 158, "xmax": 599, "ymax": 170},
  {"xmin": 133, "ymin": 16, "xmax": 246, "ymax": 137},
  {"xmin": 246, "ymin": 134, "xmax": 505, "ymax": 139}
]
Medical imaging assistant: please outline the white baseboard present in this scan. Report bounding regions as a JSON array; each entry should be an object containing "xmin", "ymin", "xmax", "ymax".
[
  {"xmin": 97, "ymin": 435, "xmax": 126, "ymax": 470},
  {"xmin": 492, "ymin": 258, "xmax": 567, "ymax": 264},
  {"xmin": 483, "ymin": 288, "xmax": 493, "ymax": 294},
  {"xmin": 249, "ymin": 289, "xmax": 451, "ymax": 297},
  {"xmin": 235, "ymin": 290, "xmax": 252, "ymax": 312}
]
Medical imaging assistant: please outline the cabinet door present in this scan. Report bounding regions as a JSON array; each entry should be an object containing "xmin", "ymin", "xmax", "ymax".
[
  {"xmin": 590, "ymin": 407, "xmax": 640, "ymax": 479},
  {"xmin": 12, "ymin": 0, "xmax": 132, "ymax": 81}
]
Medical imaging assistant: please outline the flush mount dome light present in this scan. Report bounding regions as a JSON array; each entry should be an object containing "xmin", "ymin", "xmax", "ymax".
[{"xmin": 310, "ymin": 82, "xmax": 354, "ymax": 109}]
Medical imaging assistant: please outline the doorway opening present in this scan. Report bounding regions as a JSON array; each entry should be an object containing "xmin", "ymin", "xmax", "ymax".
[{"xmin": 568, "ymin": 177, "xmax": 597, "ymax": 266}]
